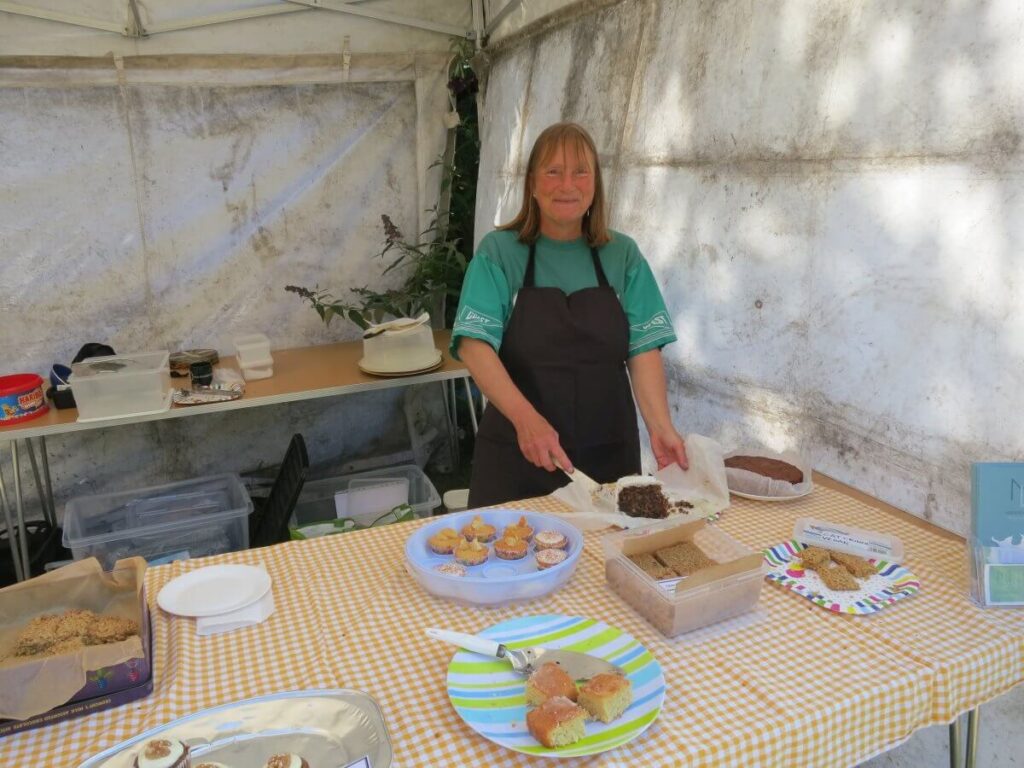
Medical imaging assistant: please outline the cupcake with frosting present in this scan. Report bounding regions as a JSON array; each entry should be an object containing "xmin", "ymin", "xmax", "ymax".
[
  {"xmin": 428, "ymin": 527, "xmax": 460, "ymax": 554},
  {"xmin": 534, "ymin": 530, "xmax": 568, "ymax": 551},
  {"xmin": 134, "ymin": 738, "xmax": 188, "ymax": 768},
  {"xmin": 502, "ymin": 515, "xmax": 534, "ymax": 542},
  {"xmin": 536, "ymin": 549, "xmax": 568, "ymax": 570},
  {"xmin": 453, "ymin": 537, "xmax": 489, "ymax": 566},
  {"xmin": 495, "ymin": 534, "xmax": 528, "ymax": 560},
  {"xmin": 264, "ymin": 757, "xmax": 310, "ymax": 768},
  {"xmin": 434, "ymin": 562, "xmax": 467, "ymax": 577},
  {"xmin": 460, "ymin": 515, "xmax": 497, "ymax": 543}
]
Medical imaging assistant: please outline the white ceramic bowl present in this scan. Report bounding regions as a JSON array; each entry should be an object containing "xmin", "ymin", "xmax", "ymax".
[{"xmin": 404, "ymin": 508, "xmax": 583, "ymax": 607}]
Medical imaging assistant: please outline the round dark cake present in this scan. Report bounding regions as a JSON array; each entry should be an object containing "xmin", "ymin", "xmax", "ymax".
[{"xmin": 724, "ymin": 455, "xmax": 803, "ymax": 484}]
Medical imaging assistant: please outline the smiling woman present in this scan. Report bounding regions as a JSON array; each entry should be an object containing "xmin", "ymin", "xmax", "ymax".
[{"xmin": 452, "ymin": 122, "xmax": 689, "ymax": 507}]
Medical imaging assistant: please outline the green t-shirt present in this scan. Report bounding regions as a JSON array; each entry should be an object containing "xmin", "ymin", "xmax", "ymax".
[{"xmin": 451, "ymin": 229, "xmax": 676, "ymax": 360}]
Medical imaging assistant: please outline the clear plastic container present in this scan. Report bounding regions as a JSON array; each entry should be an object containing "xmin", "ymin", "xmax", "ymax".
[
  {"xmin": 292, "ymin": 464, "xmax": 440, "ymax": 528},
  {"xmin": 602, "ymin": 520, "xmax": 765, "ymax": 637},
  {"xmin": 70, "ymin": 351, "xmax": 169, "ymax": 420},
  {"xmin": 233, "ymin": 333, "xmax": 273, "ymax": 379},
  {"xmin": 361, "ymin": 324, "xmax": 439, "ymax": 373},
  {"xmin": 404, "ymin": 509, "xmax": 583, "ymax": 607},
  {"xmin": 969, "ymin": 462, "xmax": 1024, "ymax": 607},
  {"xmin": 62, "ymin": 474, "xmax": 252, "ymax": 569}
]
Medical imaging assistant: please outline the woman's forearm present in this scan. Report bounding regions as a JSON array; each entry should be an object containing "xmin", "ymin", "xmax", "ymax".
[
  {"xmin": 627, "ymin": 349, "xmax": 674, "ymax": 433},
  {"xmin": 628, "ymin": 349, "xmax": 688, "ymax": 468}
]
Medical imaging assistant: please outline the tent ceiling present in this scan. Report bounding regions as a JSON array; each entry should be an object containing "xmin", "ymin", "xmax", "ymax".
[{"xmin": 0, "ymin": 0, "xmax": 479, "ymax": 53}]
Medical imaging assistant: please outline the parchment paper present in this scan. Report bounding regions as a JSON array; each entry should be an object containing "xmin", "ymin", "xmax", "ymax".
[
  {"xmin": 0, "ymin": 557, "xmax": 146, "ymax": 721},
  {"xmin": 548, "ymin": 434, "xmax": 731, "ymax": 530}
]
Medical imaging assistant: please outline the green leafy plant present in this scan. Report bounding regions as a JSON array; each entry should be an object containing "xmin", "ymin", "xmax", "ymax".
[
  {"xmin": 286, "ymin": 213, "xmax": 466, "ymax": 330},
  {"xmin": 287, "ymin": 40, "xmax": 479, "ymax": 331}
]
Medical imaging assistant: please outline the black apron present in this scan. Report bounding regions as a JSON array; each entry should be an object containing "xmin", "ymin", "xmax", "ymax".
[{"xmin": 468, "ymin": 240, "xmax": 641, "ymax": 507}]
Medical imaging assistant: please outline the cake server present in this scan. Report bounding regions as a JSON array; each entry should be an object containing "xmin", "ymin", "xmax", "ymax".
[
  {"xmin": 555, "ymin": 461, "xmax": 600, "ymax": 496},
  {"xmin": 425, "ymin": 628, "xmax": 624, "ymax": 679}
]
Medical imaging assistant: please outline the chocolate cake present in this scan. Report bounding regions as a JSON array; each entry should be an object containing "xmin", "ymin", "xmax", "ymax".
[
  {"xmin": 617, "ymin": 484, "xmax": 669, "ymax": 519},
  {"xmin": 724, "ymin": 455, "xmax": 804, "ymax": 484}
]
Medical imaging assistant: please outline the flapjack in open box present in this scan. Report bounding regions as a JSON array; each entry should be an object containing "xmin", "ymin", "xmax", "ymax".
[
  {"xmin": 0, "ymin": 556, "xmax": 151, "ymax": 735},
  {"xmin": 603, "ymin": 519, "xmax": 764, "ymax": 637}
]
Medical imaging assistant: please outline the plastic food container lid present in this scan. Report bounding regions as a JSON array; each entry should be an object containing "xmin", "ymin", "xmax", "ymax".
[{"xmin": 0, "ymin": 373, "xmax": 44, "ymax": 396}]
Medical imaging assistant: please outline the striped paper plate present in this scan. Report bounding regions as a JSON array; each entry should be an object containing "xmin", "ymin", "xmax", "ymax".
[
  {"xmin": 445, "ymin": 614, "xmax": 665, "ymax": 758},
  {"xmin": 763, "ymin": 539, "xmax": 921, "ymax": 614}
]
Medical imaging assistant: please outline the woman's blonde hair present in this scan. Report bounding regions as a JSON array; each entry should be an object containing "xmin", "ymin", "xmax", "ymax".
[{"xmin": 499, "ymin": 122, "xmax": 611, "ymax": 247}]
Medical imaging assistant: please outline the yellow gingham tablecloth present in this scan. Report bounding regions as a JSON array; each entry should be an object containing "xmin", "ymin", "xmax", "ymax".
[{"xmin": 4, "ymin": 479, "xmax": 1023, "ymax": 767}]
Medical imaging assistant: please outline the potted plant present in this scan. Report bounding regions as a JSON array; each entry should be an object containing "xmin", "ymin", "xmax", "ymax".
[{"xmin": 286, "ymin": 213, "xmax": 466, "ymax": 331}]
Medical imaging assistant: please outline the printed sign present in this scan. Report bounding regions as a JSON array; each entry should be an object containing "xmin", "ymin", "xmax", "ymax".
[
  {"xmin": 794, "ymin": 518, "xmax": 903, "ymax": 561},
  {"xmin": 985, "ymin": 564, "xmax": 1024, "ymax": 606}
]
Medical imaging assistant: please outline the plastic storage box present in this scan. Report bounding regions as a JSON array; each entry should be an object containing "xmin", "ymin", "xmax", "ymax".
[
  {"xmin": 233, "ymin": 333, "xmax": 273, "ymax": 380},
  {"xmin": 63, "ymin": 474, "xmax": 252, "ymax": 569},
  {"xmin": 603, "ymin": 519, "xmax": 764, "ymax": 637},
  {"xmin": 70, "ymin": 351, "xmax": 170, "ymax": 420},
  {"xmin": 292, "ymin": 464, "xmax": 440, "ymax": 529}
]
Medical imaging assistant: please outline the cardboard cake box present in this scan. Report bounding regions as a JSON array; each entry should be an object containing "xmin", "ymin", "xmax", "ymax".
[
  {"xmin": 603, "ymin": 518, "xmax": 765, "ymax": 636},
  {"xmin": 0, "ymin": 557, "xmax": 152, "ymax": 736}
]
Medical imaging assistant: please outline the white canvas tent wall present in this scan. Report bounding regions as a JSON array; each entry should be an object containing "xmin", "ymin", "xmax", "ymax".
[
  {"xmin": 473, "ymin": 1, "xmax": 1024, "ymax": 764},
  {"xmin": 0, "ymin": 1, "xmax": 482, "ymax": 504}
]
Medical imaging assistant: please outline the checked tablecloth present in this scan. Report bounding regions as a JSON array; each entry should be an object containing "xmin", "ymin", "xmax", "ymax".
[{"xmin": 4, "ymin": 476, "xmax": 1023, "ymax": 766}]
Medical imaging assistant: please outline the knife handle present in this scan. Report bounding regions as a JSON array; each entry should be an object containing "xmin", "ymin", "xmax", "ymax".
[{"xmin": 425, "ymin": 628, "xmax": 501, "ymax": 659}]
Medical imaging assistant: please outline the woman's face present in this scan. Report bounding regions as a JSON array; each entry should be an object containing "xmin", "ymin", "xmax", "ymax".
[{"xmin": 530, "ymin": 140, "xmax": 596, "ymax": 238}]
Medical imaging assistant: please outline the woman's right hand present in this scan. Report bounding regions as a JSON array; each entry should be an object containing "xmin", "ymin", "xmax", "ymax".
[{"xmin": 513, "ymin": 408, "xmax": 573, "ymax": 473}]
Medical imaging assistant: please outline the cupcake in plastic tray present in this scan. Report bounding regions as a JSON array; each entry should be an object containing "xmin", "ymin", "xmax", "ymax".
[{"xmin": 404, "ymin": 508, "xmax": 583, "ymax": 607}]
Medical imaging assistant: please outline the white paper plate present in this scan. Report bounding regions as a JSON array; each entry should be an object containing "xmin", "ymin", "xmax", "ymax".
[
  {"xmin": 157, "ymin": 564, "xmax": 272, "ymax": 617},
  {"xmin": 730, "ymin": 483, "xmax": 814, "ymax": 502},
  {"xmin": 357, "ymin": 350, "xmax": 443, "ymax": 377}
]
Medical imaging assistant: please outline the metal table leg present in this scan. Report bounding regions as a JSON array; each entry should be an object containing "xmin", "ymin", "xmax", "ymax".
[
  {"xmin": 0, "ymin": 450, "xmax": 25, "ymax": 582},
  {"xmin": 11, "ymin": 440, "xmax": 30, "ymax": 579},
  {"xmin": 965, "ymin": 708, "xmax": 980, "ymax": 768},
  {"xmin": 25, "ymin": 439, "xmax": 50, "ymax": 526},
  {"xmin": 462, "ymin": 375, "xmax": 479, "ymax": 435},
  {"xmin": 949, "ymin": 715, "xmax": 962, "ymax": 768},
  {"xmin": 38, "ymin": 436, "xmax": 58, "ymax": 527}
]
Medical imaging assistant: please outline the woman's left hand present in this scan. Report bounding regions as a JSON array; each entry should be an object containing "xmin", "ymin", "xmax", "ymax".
[{"xmin": 650, "ymin": 427, "xmax": 688, "ymax": 470}]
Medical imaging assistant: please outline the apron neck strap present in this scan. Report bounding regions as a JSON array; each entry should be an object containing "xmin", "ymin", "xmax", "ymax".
[{"xmin": 525, "ymin": 240, "xmax": 608, "ymax": 288}]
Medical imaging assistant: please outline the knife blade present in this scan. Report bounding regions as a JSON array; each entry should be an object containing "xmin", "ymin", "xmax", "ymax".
[
  {"xmin": 555, "ymin": 461, "xmax": 600, "ymax": 496},
  {"xmin": 425, "ymin": 628, "xmax": 624, "ymax": 680}
]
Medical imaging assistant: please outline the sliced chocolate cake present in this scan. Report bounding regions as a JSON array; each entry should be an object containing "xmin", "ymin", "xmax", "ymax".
[{"xmin": 617, "ymin": 483, "xmax": 670, "ymax": 519}]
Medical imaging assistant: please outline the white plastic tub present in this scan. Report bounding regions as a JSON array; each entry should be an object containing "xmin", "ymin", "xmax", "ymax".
[
  {"xmin": 71, "ymin": 351, "xmax": 170, "ymax": 420},
  {"xmin": 233, "ymin": 333, "xmax": 273, "ymax": 380},
  {"xmin": 63, "ymin": 474, "xmax": 252, "ymax": 568}
]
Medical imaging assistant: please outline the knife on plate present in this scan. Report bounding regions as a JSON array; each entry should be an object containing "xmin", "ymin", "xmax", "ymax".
[{"xmin": 426, "ymin": 628, "xmax": 624, "ymax": 680}]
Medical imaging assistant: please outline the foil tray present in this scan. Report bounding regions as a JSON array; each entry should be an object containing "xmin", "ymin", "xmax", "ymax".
[{"xmin": 77, "ymin": 689, "xmax": 392, "ymax": 768}]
